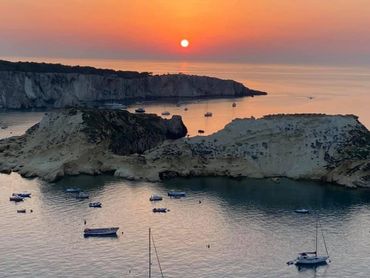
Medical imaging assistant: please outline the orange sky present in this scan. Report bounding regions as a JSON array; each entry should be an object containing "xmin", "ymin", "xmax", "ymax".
[{"xmin": 1, "ymin": 0, "xmax": 370, "ymax": 64}]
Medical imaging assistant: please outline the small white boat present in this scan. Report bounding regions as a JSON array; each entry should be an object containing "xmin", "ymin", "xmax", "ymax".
[
  {"xmin": 76, "ymin": 192, "xmax": 89, "ymax": 199},
  {"xmin": 12, "ymin": 192, "xmax": 31, "ymax": 198},
  {"xmin": 10, "ymin": 195, "xmax": 24, "ymax": 202},
  {"xmin": 65, "ymin": 188, "xmax": 81, "ymax": 193},
  {"xmin": 89, "ymin": 202, "xmax": 102, "ymax": 208},
  {"xmin": 84, "ymin": 227, "xmax": 119, "ymax": 237},
  {"xmin": 149, "ymin": 195, "xmax": 163, "ymax": 201},
  {"xmin": 152, "ymin": 208, "xmax": 167, "ymax": 213},
  {"xmin": 295, "ymin": 209, "xmax": 310, "ymax": 214},
  {"xmin": 168, "ymin": 191, "xmax": 186, "ymax": 198},
  {"xmin": 135, "ymin": 107, "xmax": 146, "ymax": 113},
  {"xmin": 204, "ymin": 112, "xmax": 213, "ymax": 117},
  {"xmin": 161, "ymin": 111, "xmax": 170, "ymax": 116}
]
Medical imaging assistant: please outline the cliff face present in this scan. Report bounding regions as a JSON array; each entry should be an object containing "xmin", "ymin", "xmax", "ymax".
[
  {"xmin": 0, "ymin": 60, "xmax": 265, "ymax": 109},
  {"xmin": 0, "ymin": 110, "xmax": 368, "ymax": 187},
  {"xmin": 0, "ymin": 109, "xmax": 187, "ymax": 181},
  {"xmin": 134, "ymin": 114, "xmax": 369, "ymax": 187}
]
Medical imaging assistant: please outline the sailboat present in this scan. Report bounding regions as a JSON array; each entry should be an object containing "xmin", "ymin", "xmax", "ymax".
[{"xmin": 288, "ymin": 217, "xmax": 330, "ymax": 266}]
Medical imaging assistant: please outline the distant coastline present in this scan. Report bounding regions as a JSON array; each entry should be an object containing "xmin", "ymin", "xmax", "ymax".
[{"xmin": 0, "ymin": 59, "xmax": 266, "ymax": 110}]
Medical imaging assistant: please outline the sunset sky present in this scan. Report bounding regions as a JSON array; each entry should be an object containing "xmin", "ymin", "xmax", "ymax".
[{"xmin": 1, "ymin": 0, "xmax": 370, "ymax": 65}]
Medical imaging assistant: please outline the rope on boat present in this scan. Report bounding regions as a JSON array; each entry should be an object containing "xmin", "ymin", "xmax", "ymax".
[
  {"xmin": 152, "ymin": 234, "xmax": 165, "ymax": 278},
  {"xmin": 319, "ymin": 220, "xmax": 330, "ymax": 257}
]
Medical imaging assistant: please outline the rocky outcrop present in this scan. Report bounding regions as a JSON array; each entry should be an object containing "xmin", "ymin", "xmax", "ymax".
[
  {"xmin": 0, "ymin": 110, "xmax": 368, "ymax": 188},
  {"xmin": 0, "ymin": 109, "xmax": 187, "ymax": 181},
  {"xmin": 0, "ymin": 60, "xmax": 266, "ymax": 109}
]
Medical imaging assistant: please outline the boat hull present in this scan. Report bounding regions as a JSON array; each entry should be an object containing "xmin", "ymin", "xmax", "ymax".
[
  {"xmin": 84, "ymin": 227, "xmax": 119, "ymax": 237},
  {"xmin": 295, "ymin": 256, "xmax": 329, "ymax": 266}
]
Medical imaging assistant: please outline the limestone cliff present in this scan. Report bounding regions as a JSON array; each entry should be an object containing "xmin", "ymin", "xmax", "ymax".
[
  {"xmin": 0, "ymin": 108, "xmax": 187, "ymax": 180},
  {"xmin": 0, "ymin": 60, "xmax": 266, "ymax": 109},
  {"xmin": 0, "ymin": 110, "xmax": 368, "ymax": 187}
]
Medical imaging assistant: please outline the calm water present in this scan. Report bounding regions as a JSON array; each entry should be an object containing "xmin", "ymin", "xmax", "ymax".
[
  {"xmin": 2, "ymin": 174, "xmax": 370, "ymax": 278},
  {"xmin": 1, "ymin": 59, "xmax": 370, "ymax": 277}
]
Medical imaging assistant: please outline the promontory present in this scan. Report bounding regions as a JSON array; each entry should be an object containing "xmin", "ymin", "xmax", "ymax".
[
  {"xmin": 0, "ymin": 60, "xmax": 266, "ymax": 109},
  {"xmin": 0, "ymin": 109, "xmax": 369, "ymax": 188}
]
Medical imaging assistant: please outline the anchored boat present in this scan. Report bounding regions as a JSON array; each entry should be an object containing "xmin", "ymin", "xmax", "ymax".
[
  {"xmin": 12, "ymin": 192, "xmax": 31, "ymax": 198},
  {"xmin": 10, "ymin": 195, "xmax": 24, "ymax": 202},
  {"xmin": 135, "ymin": 107, "xmax": 145, "ymax": 113},
  {"xmin": 168, "ymin": 191, "xmax": 186, "ymax": 198},
  {"xmin": 89, "ymin": 202, "xmax": 102, "ymax": 208},
  {"xmin": 152, "ymin": 208, "xmax": 167, "ymax": 213},
  {"xmin": 288, "ymin": 217, "xmax": 329, "ymax": 266},
  {"xmin": 295, "ymin": 209, "xmax": 310, "ymax": 214},
  {"xmin": 65, "ymin": 188, "xmax": 81, "ymax": 193},
  {"xmin": 149, "ymin": 195, "xmax": 163, "ymax": 201},
  {"xmin": 84, "ymin": 227, "xmax": 119, "ymax": 237},
  {"xmin": 76, "ymin": 192, "xmax": 89, "ymax": 199}
]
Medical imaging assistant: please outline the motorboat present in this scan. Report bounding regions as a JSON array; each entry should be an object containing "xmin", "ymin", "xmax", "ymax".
[
  {"xmin": 149, "ymin": 195, "xmax": 163, "ymax": 201},
  {"xmin": 295, "ymin": 209, "xmax": 310, "ymax": 214},
  {"xmin": 135, "ymin": 107, "xmax": 145, "ymax": 113},
  {"xmin": 168, "ymin": 191, "xmax": 186, "ymax": 198},
  {"xmin": 10, "ymin": 195, "xmax": 24, "ymax": 202},
  {"xmin": 76, "ymin": 192, "xmax": 89, "ymax": 199},
  {"xmin": 204, "ymin": 112, "xmax": 213, "ymax": 117},
  {"xmin": 12, "ymin": 192, "xmax": 31, "ymax": 198},
  {"xmin": 65, "ymin": 188, "xmax": 81, "ymax": 193},
  {"xmin": 152, "ymin": 208, "xmax": 167, "ymax": 213},
  {"xmin": 161, "ymin": 111, "xmax": 170, "ymax": 116},
  {"xmin": 89, "ymin": 202, "xmax": 102, "ymax": 208},
  {"xmin": 17, "ymin": 209, "xmax": 26, "ymax": 213},
  {"xmin": 84, "ymin": 227, "xmax": 119, "ymax": 237},
  {"xmin": 288, "ymin": 218, "xmax": 329, "ymax": 266}
]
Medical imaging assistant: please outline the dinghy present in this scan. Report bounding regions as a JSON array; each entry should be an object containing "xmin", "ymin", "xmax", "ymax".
[
  {"xmin": 84, "ymin": 227, "xmax": 119, "ymax": 237},
  {"xmin": 168, "ymin": 191, "xmax": 186, "ymax": 198},
  {"xmin": 89, "ymin": 202, "xmax": 102, "ymax": 208},
  {"xmin": 149, "ymin": 195, "xmax": 163, "ymax": 201},
  {"xmin": 152, "ymin": 208, "xmax": 167, "ymax": 213}
]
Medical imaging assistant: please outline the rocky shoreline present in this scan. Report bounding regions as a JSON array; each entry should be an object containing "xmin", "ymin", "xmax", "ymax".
[
  {"xmin": 0, "ymin": 60, "xmax": 266, "ymax": 109},
  {"xmin": 0, "ymin": 109, "xmax": 369, "ymax": 188}
]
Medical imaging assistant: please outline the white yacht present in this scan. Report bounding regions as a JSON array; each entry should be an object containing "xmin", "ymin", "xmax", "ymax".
[{"xmin": 288, "ymin": 217, "xmax": 329, "ymax": 266}]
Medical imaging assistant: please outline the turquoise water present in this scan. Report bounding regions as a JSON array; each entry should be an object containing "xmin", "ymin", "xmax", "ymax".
[{"xmin": 1, "ymin": 174, "xmax": 370, "ymax": 277}]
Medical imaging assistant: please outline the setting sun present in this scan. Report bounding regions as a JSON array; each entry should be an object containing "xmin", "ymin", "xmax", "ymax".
[{"xmin": 180, "ymin": 39, "xmax": 189, "ymax": 48}]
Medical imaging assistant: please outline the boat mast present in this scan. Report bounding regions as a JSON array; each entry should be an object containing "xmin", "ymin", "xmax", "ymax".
[
  {"xmin": 315, "ymin": 216, "xmax": 318, "ymax": 255},
  {"xmin": 149, "ymin": 227, "xmax": 152, "ymax": 278}
]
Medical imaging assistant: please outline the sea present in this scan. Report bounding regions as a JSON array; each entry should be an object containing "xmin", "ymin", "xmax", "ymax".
[{"xmin": 0, "ymin": 58, "xmax": 370, "ymax": 277}]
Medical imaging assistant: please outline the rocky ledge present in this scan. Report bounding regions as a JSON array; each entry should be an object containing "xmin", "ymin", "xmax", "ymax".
[
  {"xmin": 0, "ymin": 110, "xmax": 369, "ymax": 188},
  {"xmin": 0, "ymin": 60, "xmax": 266, "ymax": 109}
]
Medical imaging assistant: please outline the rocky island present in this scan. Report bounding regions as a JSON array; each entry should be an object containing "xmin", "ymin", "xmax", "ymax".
[
  {"xmin": 0, "ymin": 60, "xmax": 266, "ymax": 109},
  {"xmin": 0, "ymin": 109, "xmax": 369, "ymax": 188}
]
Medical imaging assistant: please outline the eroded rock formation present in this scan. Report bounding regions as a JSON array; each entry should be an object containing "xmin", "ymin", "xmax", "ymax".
[{"xmin": 0, "ymin": 110, "xmax": 369, "ymax": 188}]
